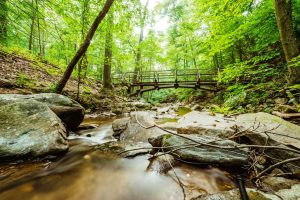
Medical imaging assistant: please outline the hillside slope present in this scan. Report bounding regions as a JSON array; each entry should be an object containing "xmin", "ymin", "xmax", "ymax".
[{"xmin": 0, "ymin": 48, "xmax": 125, "ymax": 111}]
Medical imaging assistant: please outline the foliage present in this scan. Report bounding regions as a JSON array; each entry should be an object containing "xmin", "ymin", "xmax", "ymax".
[
  {"xmin": 289, "ymin": 55, "xmax": 300, "ymax": 68},
  {"xmin": 0, "ymin": 0, "xmax": 300, "ymax": 106},
  {"xmin": 145, "ymin": 88, "xmax": 204, "ymax": 104},
  {"xmin": 17, "ymin": 73, "xmax": 32, "ymax": 87}
]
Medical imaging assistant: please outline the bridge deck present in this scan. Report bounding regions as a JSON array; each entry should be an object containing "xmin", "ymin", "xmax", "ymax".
[{"xmin": 113, "ymin": 69, "xmax": 219, "ymax": 96}]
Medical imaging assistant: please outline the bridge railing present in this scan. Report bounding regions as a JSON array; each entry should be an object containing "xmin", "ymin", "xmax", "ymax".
[{"xmin": 112, "ymin": 68, "xmax": 218, "ymax": 84}]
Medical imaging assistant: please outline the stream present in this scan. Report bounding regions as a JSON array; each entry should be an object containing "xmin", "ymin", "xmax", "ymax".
[{"xmin": 0, "ymin": 113, "xmax": 238, "ymax": 200}]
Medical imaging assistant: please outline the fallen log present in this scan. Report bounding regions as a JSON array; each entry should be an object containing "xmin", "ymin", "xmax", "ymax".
[{"xmin": 272, "ymin": 111, "xmax": 300, "ymax": 119}]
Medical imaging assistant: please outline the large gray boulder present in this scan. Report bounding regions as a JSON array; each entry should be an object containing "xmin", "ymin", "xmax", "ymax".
[
  {"xmin": 0, "ymin": 100, "xmax": 68, "ymax": 159},
  {"xmin": 149, "ymin": 134, "xmax": 249, "ymax": 166},
  {"xmin": 113, "ymin": 111, "xmax": 167, "ymax": 142},
  {"xmin": 0, "ymin": 93, "xmax": 85, "ymax": 130}
]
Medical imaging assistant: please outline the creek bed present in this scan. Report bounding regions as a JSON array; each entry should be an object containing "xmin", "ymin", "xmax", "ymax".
[{"xmin": 0, "ymin": 117, "xmax": 238, "ymax": 200}]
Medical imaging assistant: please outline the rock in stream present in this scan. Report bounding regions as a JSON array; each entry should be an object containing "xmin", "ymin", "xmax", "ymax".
[
  {"xmin": 0, "ymin": 93, "xmax": 85, "ymax": 130},
  {"xmin": 0, "ymin": 99, "xmax": 68, "ymax": 159},
  {"xmin": 149, "ymin": 134, "xmax": 249, "ymax": 166}
]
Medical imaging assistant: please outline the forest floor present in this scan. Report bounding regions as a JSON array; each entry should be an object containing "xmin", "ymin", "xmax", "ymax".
[{"xmin": 0, "ymin": 48, "xmax": 128, "ymax": 112}]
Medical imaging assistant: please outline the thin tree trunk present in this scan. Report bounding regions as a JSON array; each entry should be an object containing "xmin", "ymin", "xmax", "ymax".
[
  {"xmin": 29, "ymin": 0, "xmax": 35, "ymax": 51},
  {"xmin": 219, "ymin": 50, "xmax": 223, "ymax": 67},
  {"xmin": 134, "ymin": 0, "xmax": 149, "ymax": 83},
  {"xmin": 0, "ymin": 0, "xmax": 7, "ymax": 45},
  {"xmin": 35, "ymin": 0, "xmax": 42, "ymax": 56},
  {"xmin": 77, "ymin": 0, "xmax": 89, "ymax": 99},
  {"xmin": 213, "ymin": 53, "xmax": 219, "ymax": 69},
  {"xmin": 188, "ymin": 37, "xmax": 197, "ymax": 68},
  {"xmin": 231, "ymin": 46, "xmax": 235, "ymax": 64},
  {"xmin": 103, "ymin": 11, "xmax": 113, "ymax": 89},
  {"xmin": 77, "ymin": 55, "xmax": 87, "ymax": 99},
  {"xmin": 77, "ymin": 58, "xmax": 83, "ymax": 100},
  {"xmin": 274, "ymin": 0, "xmax": 300, "ymax": 84},
  {"xmin": 55, "ymin": 0, "xmax": 115, "ymax": 94},
  {"xmin": 237, "ymin": 42, "xmax": 243, "ymax": 62},
  {"xmin": 41, "ymin": 28, "xmax": 45, "ymax": 55}
]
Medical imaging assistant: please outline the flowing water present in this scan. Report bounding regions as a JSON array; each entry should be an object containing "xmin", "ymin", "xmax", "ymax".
[{"xmin": 0, "ymin": 117, "xmax": 237, "ymax": 200}]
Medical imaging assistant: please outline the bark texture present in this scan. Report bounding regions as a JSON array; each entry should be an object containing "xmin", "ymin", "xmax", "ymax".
[
  {"xmin": 274, "ymin": 0, "xmax": 300, "ymax": 84},
  {"xmin": 103, "ymin": 11, "xmax": 113, "ymax": 89}
]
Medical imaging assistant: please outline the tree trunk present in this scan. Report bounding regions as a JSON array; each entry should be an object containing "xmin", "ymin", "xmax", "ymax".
[
  {"xmin": 231, "ymin": 46, "xmax": 235, "ymax": 64},
  {"xmin": 0, "ymin": 0, "xmax": 7, "ymax": 45},
  {"xmin": 29, "ymin": 0, "xmax": 35, "ymax": 51},
  {"xmin": 55, "ymin": 0, "xmax": 115, "ymax": 94},
  {"xmin": 237, "ymin": 42, "xmax": 243, "ymax": 62},
  {"xmin": 274, "ymin": 0, "xmax": 300, "ymax": 84},
  {"xmin": 77, "ymin": 55, "xmax": 87, "ymax": 99},
  {"xmin": 134, "ymin": 0, "xmax": 149, "ymax": 83},
  {"xmin": 219, "ymin": 50, "xmax": 223, "ymax": 68},
  {"xmin": 213, "ymin": 53, "xmax": 219, "ymax": 69},
  {"xmin": 103, "ymin": 11, "xmax": 113, "ymax": 89},
  {"xmin": 188, "ymin": 37, "xmax": 197, "ymax": 68},
  {"xmin": 77, "ymin": 0, "xmax": 89, "ymax": 99},
  {"xmin": 35, "ymin": 0, "xmax": 42, "ymax": 56}
]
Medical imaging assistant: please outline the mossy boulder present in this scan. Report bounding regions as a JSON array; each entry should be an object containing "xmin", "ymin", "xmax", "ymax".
[
  {"xmin": 0, "ymin": 100, "xmax": 68, "ymax": 159},
  {"xmin": 0, "ymin": 93, "xmax": 85, "ymax": 130}
]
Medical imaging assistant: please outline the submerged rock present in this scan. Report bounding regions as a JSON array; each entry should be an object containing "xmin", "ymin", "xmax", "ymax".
[
  {"xmin": 0, "ymin": 93, "xmax": 85, "ymax": 130},
  {"xmin": 0, "ymin": 100, "xmax": 68, "ymax": 159},
  {"xmin": 146, "ymin": 154, "xmax": 178, "ymax": 174},
  {"xmin": 148, "ymin": 134, "xmax": 249, "ymax": 166}
]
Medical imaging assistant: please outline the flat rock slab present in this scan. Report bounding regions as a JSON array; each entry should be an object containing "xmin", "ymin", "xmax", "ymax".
[
  {"xmin": 0, "ymin": 100, "xmax": 68, "ymax": 159},
  {"xmin": 149, "ymin": 134, "xmax": 249, "ymax": 166},
  {"xmin": 236, "ymin": 112, "xmax": 300, "ymax": 149},
  {"xmin": 177, "ymin": 111, "xmax": 236, "ymax": 138},
  {"xmin": 0, "ymin": 93, "xmax": 85, "ymax": 130}
]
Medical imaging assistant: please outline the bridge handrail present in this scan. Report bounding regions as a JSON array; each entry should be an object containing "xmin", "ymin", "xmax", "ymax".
[{"xmin": 112, "ymin": 68, "xmax": 219, "ymax": 84}]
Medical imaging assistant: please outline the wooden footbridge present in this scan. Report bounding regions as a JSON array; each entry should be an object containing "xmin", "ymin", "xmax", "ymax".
[{"xmin": 113, "ymin": 69, "xmax": 219, "ymax": 96}]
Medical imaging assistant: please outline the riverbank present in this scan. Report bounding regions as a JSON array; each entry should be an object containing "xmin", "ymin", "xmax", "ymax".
[{"xmin": 1, "ymin": 97, "xmax": 300, "ymax": 199}]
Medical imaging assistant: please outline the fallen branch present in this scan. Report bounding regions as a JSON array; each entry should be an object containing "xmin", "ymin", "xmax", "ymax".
[
  {"xmin": 272, "ymin": 111, "xmax": 300, "ymax": 119},
  {"xmin": 256, "ymin": 157, "xmax": 300, "ymax": 179},
  {"xmin": 161, "ymin": 141, "xmax": 186, "ymax": 200}
]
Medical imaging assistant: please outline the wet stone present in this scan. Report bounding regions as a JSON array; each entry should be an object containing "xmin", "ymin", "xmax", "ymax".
[{"xmin": 149, "ymin": 134, "xmax": 249, "ymax": 166}]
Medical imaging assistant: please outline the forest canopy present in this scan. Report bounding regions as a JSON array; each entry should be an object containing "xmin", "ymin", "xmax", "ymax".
[{"xmin": 0, "ymin": 0, "xmax": 300, "ymax": 93}]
